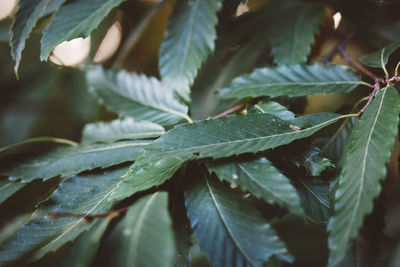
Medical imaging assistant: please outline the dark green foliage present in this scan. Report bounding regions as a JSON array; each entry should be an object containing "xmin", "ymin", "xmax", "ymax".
[{"xmin": 2, "ymin": 0, "xmax": 400, "ymax": 266}]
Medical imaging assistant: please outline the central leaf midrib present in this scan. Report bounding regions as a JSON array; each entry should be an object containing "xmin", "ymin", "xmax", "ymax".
[
  {"xmin": 148, "ymin": 116, "xmax": 339, "ymax": 159},
  {"xmin": 205, "ymin": 176, "xmax": 256, "ymax": 266},
  {"xmin": 128, "ymin": 193, "xmax": 158, "ymax": 266},
  {"xmin": 340, "ymin": 87, "xmax": 387, "ymax": 245}
]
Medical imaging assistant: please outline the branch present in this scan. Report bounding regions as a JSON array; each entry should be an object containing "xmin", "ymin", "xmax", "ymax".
[{"xmin": 49, "ymin": 206, "xmax": 130, "ymax": 222}]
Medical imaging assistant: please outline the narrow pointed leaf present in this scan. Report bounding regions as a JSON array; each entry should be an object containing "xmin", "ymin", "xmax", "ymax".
[
  {"xmin": 328, "ymin": 86, "xmax": 400, "ymax": 266},
  {"xmin": 112, "ymin": 113, "xmax": 342, "ymax": 200},
  {"xmin": 40, "ymin": 0, "xmax": 125, "ymax": 60},
  {"xmin": 81, "ymin": 117, "xmax": 165, "ymax": 144},
  {"xmin": 319, "ymin": 116, "xmax": 358, "ymax": 163},
  {"xmin": 10, "ymin": 0, "xmax": 66, "ymax": 74},
  {"xmin": 0, "ymin": 167, "xmax": 128, "ymax": 265},
  {"xmin": 106, "ymin": 192, "xmax": 174, "ymax": 267},
  {"xmin": 360, "ymin": 41, "xmax": 400, "ymax": 68},
  {"xmin": 268, "ymin": 3, "xmax": 325, "ymax": 65},
  {"xmin": 206, "ymin": 157, "xmax": 304, "ymax": 216},
  {"xmin": 247, "ymin": 101, "xmax": 295, "ymax": 120},
  {"xmin": 184, "ymin": 169, "xmax": 293, "ymax": 267},
  {"xmin": 0, "ymin": 179, "xmax": 25, "ymax": 204},
  {"xmin": 57, "ymin": 218, "xmax": 111, "ymax": 267},
  {"xmin": 159, "ymin": 0, "xmax": 222, "ymax": 101},
  {"xmin": 87, "ymin": 66, "xmax": 190, "ymax": 125},
  {"xmin": 218, "ymin": 64, "xmax": 362, "ymax": 99},
  {"xmin": 2, "ymin": 140, "xmax": 148, "ymax": 182}
]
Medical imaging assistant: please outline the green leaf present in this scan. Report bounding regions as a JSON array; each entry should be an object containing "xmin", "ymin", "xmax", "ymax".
[
  {"xmin": 320, "ymin": 116, "xmax": 358, "ymax": 163},
  {"xmin": 268, "ymin": 2, "xmax": 325, "ymax": 65},
  {"xmin": 360, "ymin": 41, "xmax": 400, "ymax": 68},
  {"xmin": 10, "ymin": 0, "xmax": 66, "ymax": 74},
  {"xmin": 106, "ymin": 192, "xmax": 175, "ymax": 267},
  {"xmin": 40, "ymin": 0, "xmax": 126, "ymax": 60},
  {"xmin": 110, "ymin": 155, "xmax": 190, "ymax": 201},
  {"xmin": 2, "ymin": 140, "xmax": 148, "ymax": 183},
  {"xmin": 111, "ymin": 113, "xmax": 343, "ymax": 200},
  {"xmin": 218, "ymin": 64, "xmax": 362, "ymax": 99},
  {"xmin": 247, "ymin": 101, "xmax": 295, "ymax": 120},
  {"xmin": 184, "ymin": 167, "xmax": 293, "ymax": 266},
  {"xmin": 87, "ymin": 66, "xmax": 191, "ymax": 125},
  {"xmin": 81, "ymin": 117, "xmax": 165, "ymax": 144},
  {"xmin": 278, "ymin": 142, "xmax": 334, "ymax": 176},
  {"xmin": 0, "ymin": 179, "xmax": 25, "ymax": 204},
  {"xmin": 328, "ymin": 86, "xmax": 400, "ymax": 266},
  {"xmin": 294, "ymin": 176, "xmax": 331, "ymax": 223},
  {"xmin": 159, "ymin": 0, "xmax": 222, "ymax": 101},
  {"xmin": 57, "ymin": 218, "xmax": 110, "ymax": 267},
  {"xmin": 206, "ymin": 157, "xmax": 304, "ymax": 216},
  {"xmin": 0, "ymin": 167, "xmax": 128, "ymax": 265}
]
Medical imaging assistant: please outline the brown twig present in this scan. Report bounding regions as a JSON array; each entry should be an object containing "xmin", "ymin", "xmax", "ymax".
[
  {"xmin": 213, "ymin": 103, "xmax": 247, "ymax": 118},
  {"xmin": 321, "ymin": 31, "xmax": 355, "ymax": 64},
  {"xmin": 357, "ymin": 80, "xmax": 381, "ymax": 116},
  {"xmin": 339, "ymin": 48, "xmax": 382, "ymax": 82},
  {"xmin": 49, "ymin": 206, "xmax": 130, "ymax": 221}
]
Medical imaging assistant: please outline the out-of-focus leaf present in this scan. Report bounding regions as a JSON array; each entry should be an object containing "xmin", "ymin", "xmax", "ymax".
[
  {"xmin": 328, "ymin": 86, "xmax": 400, "ymax": 266},
  {"xmin": 57, "ymin": 218, "xmax": 111, "ymax": 267},
  {"xmin": 0, "ymin": 167, "xmax": 128, "ymax": 265},
  {"xmin": 360, "ymin": 41, "xmax": 400, "ymax": 68},
  {"xmin": 0, "ymin": 179, "xmax": 25, "ymax": 204},
  {"xmin": 218, "ymin": 64, "xmax": 362, "ymax": 99},
  {"xmin": 184, "ymin": 168, "xmax": 293, "ymax": 266},
  {"xmin": 81, "ymin": 117, "xmax": 164, "ymax": 144},
  {"xmin": 0, "ymin": 214, "xmax": 31, "ymax": 248},
  {"xmin": 159, "ymin": 0, "xmax": 222, "ymax": 101},
  {"xmin": 40, "ymin": 0, "xmax": 125, "ymax": 60},
  {"xmin": 247, "ymin": 101, "xmax": 295, "ymax": 121},
  {"xmin": 87, "ymin": 66, "xmax": 191, "ymax": 125},
  {"xmin": 10, "ymin": 0, "xmax": 66, "ymax": 74},
  {"xmin": 2, "ymin": 140, "xmax": 148, "ymax": 182},
  {"xmin": 111, "ymin": 113, "xmax": 342, "ymax": 200},
  {"xmin": 106, "ymin": 192, "xmax": 175, "ymax": 267},
  {"xmin": 268, "ymin": 2, "xmax": 325, "ymax": 65},
  {"xmin": 206, "ymin": 157, "xmax": 304, "ymax": 216}
]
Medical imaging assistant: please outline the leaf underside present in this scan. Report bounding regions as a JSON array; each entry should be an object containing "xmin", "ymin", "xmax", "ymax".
[
  {"xmin": 0, "ymin": 167, "xmax": 128, "ymax": 265},
  {"xmin": 81, "ymin": 117, "xmax": 165, "ymax": 144},
  {"xmin": 327, "ymin": 86, "xmax": 400, "ymax": 266},
  {"xmin": 87, "ymin": 66, "xmax": 190, "ymax": 126},
  {"xmin": 218, "ymin": 64, "xmax": 362, "ymax": 99},
  {"xmin": 159, "ymin": 0, "xmax": 222, "ymax": 101},
  {"xmin": 184, "ymin": 168, "xmax": 293, "ymax": 267}
]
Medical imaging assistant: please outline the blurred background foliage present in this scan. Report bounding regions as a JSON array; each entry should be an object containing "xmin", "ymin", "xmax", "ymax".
[{"xmin": 1, "ymin": 0, "xmax": 400, "ymax": 266}]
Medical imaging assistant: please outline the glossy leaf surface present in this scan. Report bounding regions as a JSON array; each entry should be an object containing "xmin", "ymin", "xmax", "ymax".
[
  {"xmin": 184, "ymin": 169, "xmax": 293, "ymax": 267},
  {"xmin": 218, "ymin": 64, "xmax": 362, "ymax": 99},
  {"xmin": 328, "ymin": 86, "xmax": 400, "ymax": 266}
]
